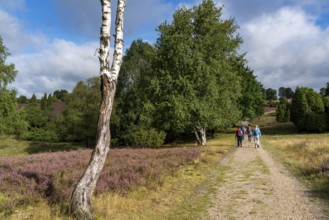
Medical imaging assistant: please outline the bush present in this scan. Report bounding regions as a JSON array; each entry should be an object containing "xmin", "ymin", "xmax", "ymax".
[
  {"xmin": 123, "ymin": 127, "xmax": 166, "ymax": 147},
  {"xmin": 276, "ymin": 98, "xmax": 290, "ymax": 122},
  {"xmin": 21, "ymin": 128, "xmax": 60, "ymax": 142},
  {"xmin": 304, "ymin": 113, "xmax": 328, "ymax": 132}
]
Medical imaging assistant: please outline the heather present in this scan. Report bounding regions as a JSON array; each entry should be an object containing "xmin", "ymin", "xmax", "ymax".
[{"xmin": 0, "ymin": 147, "xmax": 201, "ymax": 215}]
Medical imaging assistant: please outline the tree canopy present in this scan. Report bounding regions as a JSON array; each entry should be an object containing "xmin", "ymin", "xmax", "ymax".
[
  {"xmin": 150, "ymin": 0, "xmax": 244, "ymax": 144},
  {"xmin": 0, "ymin": 37, "xmax": 17, "ymax": 89},
  {"xmin": 0, "ymin": 36, "xmax": 26, "ymax": 135}
]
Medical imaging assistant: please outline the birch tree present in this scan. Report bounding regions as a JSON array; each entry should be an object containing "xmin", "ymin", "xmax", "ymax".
[
  {"xmin": 71, "ymin": 0, "xmax": 126, "ymax": 219},
  {"xmin": 151, "ymin": 0, "xmax": 242, "ymax": 146}
]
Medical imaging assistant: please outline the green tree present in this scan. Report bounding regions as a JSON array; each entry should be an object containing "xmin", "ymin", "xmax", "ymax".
[
  {"xmin": 0, "ymin": 89, "xmax": 27, "ymax": 135},
  {"xmin": 278, "ymin": 87, "xmax": 286, "ymax": 98},
  {"xmin": 319, "ymin": 82, "xmax": 329, "ymax": 97},
  {"xmin": 17, "ymin": 95, "xmax": 28, "ymax": 104},
  {"xmin": 0, "ymin": 36, "xmax": 26, "ymax": 135},
  {"xmin": 53, "ymin": 89, "xmax": 68, "ymax": 101},
  {"xmin": 112, "ymin": 39, "xmax": 165, "ymax": 146},
  {"xmin": 290, "ymin": 87, "xmax": 310, "ymax": 127},
  {"xmin": 320, "ymin": 88, "xmax": 326, "ymax": 97},
  {"xmin": 0, "ymin": 37, "xmax": 17, "ymax": 89},
  {"xmin": 59, "ymin": 78, "xmax": 101, "ymax": 146},
  {"xmin": 29, "ymin": 94, "xmax": 37, "ymax": 104},
  {"xmin": 323, "ymin": 96, "xmax": 329, "ymax": 113},
  {"xmin": 233, "ymin": 59, "xmax": 264, "ymax": 119},
  {"xmin": 276, "ymin": 97, "xmax": 290, "ymax": 122},
  {"xmin": 40, "ymin": 93, "xmax": 48, "ymax": 110},
  {"xmin": 285, "ymin": 87, "xmax": 294, "ymax": 99},
  {"xmin": 265, "ymin": 88, "xmax": 277, "ymax": 100},
  {"xmin": 151, "ymin": 0, "xmax": 242, "ymax": 145},
  {"xmin": 306, "ymin": 89, "xmax": 324, "ymax": 113},
  {"xmin": 290, "ymin": 87, "xmax": 326, "ymax": 131}
]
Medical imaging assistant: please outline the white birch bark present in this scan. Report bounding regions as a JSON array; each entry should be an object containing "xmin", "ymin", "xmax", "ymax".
[
  {"xmin": 194, "ymin": 126, "xmax": 207, "ymax": 146},
  {"xmin": 71, "ymin": 1, "xmax": 126, "ymax": 219}
]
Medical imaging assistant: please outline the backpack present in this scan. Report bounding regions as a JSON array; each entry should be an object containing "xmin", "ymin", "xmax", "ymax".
[{"xmin": 237, "ymin": 129, "xmax": 242, "ymax": 137}]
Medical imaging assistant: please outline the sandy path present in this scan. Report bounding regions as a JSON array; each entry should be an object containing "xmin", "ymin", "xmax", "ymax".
[{"xmin": 208, "ymin": 139, "xmax": 326, "ymax": 220}]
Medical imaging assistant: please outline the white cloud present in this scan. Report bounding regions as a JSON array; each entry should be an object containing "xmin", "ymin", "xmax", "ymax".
[
  {"xmin": 10, "ymin": 39, "xmax": 99, "ymax": 98},
  {"xmin": 3, "ymin": 0, "xmax": 329, "ymax": 99},
  {"xmin": 0, "ymin": 8, "xmax": 48, "ymax": 54},
  {"xmin": 241, "ymin": 7, "xmax": 329, "ymax": 90}
]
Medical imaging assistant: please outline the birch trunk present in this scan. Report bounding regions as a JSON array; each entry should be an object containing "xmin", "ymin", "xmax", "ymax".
[
  {"xmin": 71, "ymin": 1, "xmax": 126, "ymax": 219},
  {"xmin": 194, "ymin": 126, "xmax": 207, "ymax": 146}
]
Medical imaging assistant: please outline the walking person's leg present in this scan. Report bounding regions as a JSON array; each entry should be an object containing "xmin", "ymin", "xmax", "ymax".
[{"xmin": 254, "ymin": 136, "xmax": 258, "ymax": 148}]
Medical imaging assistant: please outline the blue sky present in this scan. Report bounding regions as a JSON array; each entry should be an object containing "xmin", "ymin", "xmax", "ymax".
[{"xmin": 1, "ymin": 0, "xmax": 329, "ymax": 98}]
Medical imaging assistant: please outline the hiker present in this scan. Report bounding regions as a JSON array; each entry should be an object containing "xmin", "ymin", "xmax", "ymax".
[
  {"xmin": 240, "ymin": 125, "xmax": 246, "ymax": 141},
  {"xmin": 253, "ymin": 125, "xmax": 261, "ymax": 148},
  {"xmin": 235, "ymin": 127, "xmax": 243, "ymax": 147},
  {"xmin": 247, "ymin": 124, "xmax": 252, "ymax": 142}
]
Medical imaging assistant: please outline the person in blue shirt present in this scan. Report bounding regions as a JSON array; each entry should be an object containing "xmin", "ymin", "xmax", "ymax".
[
  {"xmin": 240, "ymin": 125, "xmax": 246, "ymax": 141},
  {"xmin": 253, "ymin": 125, "xmax": 261, "ymax": 148}
]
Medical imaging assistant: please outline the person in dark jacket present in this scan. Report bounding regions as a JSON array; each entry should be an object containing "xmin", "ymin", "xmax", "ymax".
[{"xmin": 235, "ymin": 127, "xmax": 243, "ymax": 147}]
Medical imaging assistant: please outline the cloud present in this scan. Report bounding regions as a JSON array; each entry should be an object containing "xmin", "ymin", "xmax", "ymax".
[
  {"xmin": 3, "ymin": 0, "xmax": 329, "ymax": 99},
  {"xmin": 0, "ymin": 5, "xmax": 99, "ymax": 98},
  {"xmin": 0, "ymin": 8, "xmax": 48, "ymax": 54},
  {"xmin": 0, "ymin": 0, "xmax": 176, "ymax": 100},
  {"xmin": 10, "ymin": 39, "xmax": 99, "ymax": 98},
  {"xmin": 241, "ymin": 7, "xmax": 329, "ymax": 90}
]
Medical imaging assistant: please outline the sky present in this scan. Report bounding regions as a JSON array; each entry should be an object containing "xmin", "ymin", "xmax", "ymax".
[{"xmin": 1, "ymin": 0, "xmax": 329, "ymax": 98}]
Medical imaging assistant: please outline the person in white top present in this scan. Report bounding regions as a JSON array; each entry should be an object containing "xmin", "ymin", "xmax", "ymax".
[{"xmin": 253, "ymin": 125, "xmax": 261, "ymax": 148}]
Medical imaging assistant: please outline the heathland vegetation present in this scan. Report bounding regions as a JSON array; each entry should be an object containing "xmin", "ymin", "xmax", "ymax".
[{"xmin": 1, "ymin": 0, "xmax": 329, "ymax": 219}]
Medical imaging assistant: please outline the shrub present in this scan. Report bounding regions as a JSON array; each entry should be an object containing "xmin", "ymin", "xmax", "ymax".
[
  {"xmin": 123, "ymin": 126, "xmax": 166, "ymax": 147},
  {"xmin": 304, "ymin": 113, "xmax": 328, "ymax": 132},
  {"xmin": 276, "ymin": 98, "xmax": 290, "ymax": 122},
  {"xmin": 21, "ymin": 128, "xmax": 60, "ymax": 142}
]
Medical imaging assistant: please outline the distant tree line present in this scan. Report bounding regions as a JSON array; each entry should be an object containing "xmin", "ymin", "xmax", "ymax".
[
  {"xmin": 276, "ymin": 83, "xmax": 329, "ymax": 132},
  {"xmin": 0, "ymin": 1, "xmax": 265, "ymax": 147}
]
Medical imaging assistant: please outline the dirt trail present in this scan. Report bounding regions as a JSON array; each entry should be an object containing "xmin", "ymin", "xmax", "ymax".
[{"xmin": 208, "ymin": 139, "xmax": 326, "ymax": 220}]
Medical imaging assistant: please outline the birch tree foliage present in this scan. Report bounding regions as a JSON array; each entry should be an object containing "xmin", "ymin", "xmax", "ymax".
[
  {"xmin": 232, "ymin": 58, "xmax": 264, "ymax": 119},
  {"xmin": 151, "ymin": 0, "xmax": 242, "ymax": 144},
  {"xmin": 0, "ymin": 36, "xmax": 27, "ymax": 135},
  {"xmin": 0, "ymin": 36, "xmax": 16, "ymax": 89}
]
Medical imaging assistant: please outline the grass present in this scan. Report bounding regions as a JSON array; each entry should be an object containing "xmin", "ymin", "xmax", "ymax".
[
  {"xmin": 262, "ymin": 134, "xmax": 329, "ymax": 199},
  {"xmin": 0, "ymin": 134, "xmax": 235, "ymax": 219},
  {"xmin": 0, "ymin": 136, "xmax": 84, "ymax": 156},
  {"xmin": 254, "ymin": 156, "xmax": 270, "ymax": 175}
]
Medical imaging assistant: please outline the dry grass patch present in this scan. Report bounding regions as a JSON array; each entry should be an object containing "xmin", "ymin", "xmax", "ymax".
[{"xmin": 262, "ymin": 133, "xmax": 329, "ymax": 202}]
